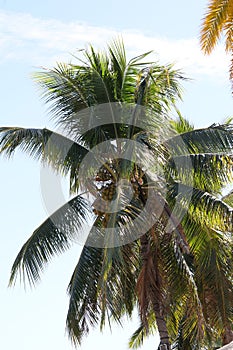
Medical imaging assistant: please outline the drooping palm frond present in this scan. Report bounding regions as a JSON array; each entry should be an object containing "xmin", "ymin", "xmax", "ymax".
[
  {"xmin": 146, "ymin": 64, "xmax": 185, "ymax": 113},
  {"xmin": 168, "ymin": 153, "xmax": 233, "ymax": 193},
  {"xmin": 9, "ymin": 194, "xmax": 91, "ymax": 287},
  {"xmin": 166, "ymin": 117, "xmax": 233, "ymax": 192},
  {"xmin": 171, "ymin": 205, "xmax": 233, "ymax": 347},
  {"xmin": 200, "ymin": 0, "xmax": 231, "ymax": 54},
  {"xmin": 170, "ymin": 310, "xmax": 210, "ymax": 350},
  {"xmin": 0, "ymin": 126, "xmax": 89, "ymax": 194},
  {"xmin": 66, "ymin": 245, "xmax": 103, "ymax": 345},
  {"xmin": 168, "ymin": 182, "xmax": 233, "ymax": 231},
  {"xmin": 200, "ymin": 0, "xmax": 233, "ymax": 80},
  {"xmin": 128, "ymin": 312, "xmax": 157, "ymax": 349},
  {"xmin": 164, "ymin": 123, "xmax": 233, "ymax": 155},
  {"xmin": 0, "ymin": 127, "xmax": 88, "ymax": 174},
  {"xmin": 194, "ymin": 227, "xmax": 233, "ymax": 328},
  {"xmin": 33, "ymin": 63, "xmax": 90, "ymax": 120},
  {"xmin": 66, "ymin": 241, "xmax": 138, "ymax": 345},
  {"xmin": 97, "ymin": 244, "xmax": 138, "ymax": 327}
]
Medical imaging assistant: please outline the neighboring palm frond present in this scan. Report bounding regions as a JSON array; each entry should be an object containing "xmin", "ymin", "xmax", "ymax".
[
  {"xmin": 200, "ymin": 0, "xmax": 233, "ymax": 80},
  {"xmin": 200, "ymin": 0, "xmax": 232, "ymax": 54}
]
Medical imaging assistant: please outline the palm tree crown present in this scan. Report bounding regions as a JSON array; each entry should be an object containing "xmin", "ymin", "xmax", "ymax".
[{"xmin": 0, "ymin": 39, "xmax": 232, "ymax": 350}]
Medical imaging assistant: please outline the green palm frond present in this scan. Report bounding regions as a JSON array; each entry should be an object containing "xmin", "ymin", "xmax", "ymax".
[
  {"xmin": 165, "ymin": 123, "xmax": 233, "ymax": 155},
  {"xmin": 149, "ymin": 64, "xmax": 185, "ymax": 105},
  {"xmin": 168, "ymin": 182, "xmax": 233, "ymax": 231},
  {"xmin": 174, "ymin": 211, "xmax": 232, "ymax": 342},
  {"xmin": 168, "ymin": 153, "xmax": 233, "ymax": 192},
  {"xmin": 66, "ymin": 245, "xmax": 103, "ymax": 345},
  {"xmin": 129, "ymin": 324, "xmax": 147, "ymax": 349},
  {"xmin": 66, "ymin": 242, "xmax": 138, "ymax": 345},
  {"xmin": 171, "ymin": 311, "xmax": 208, "ymax": 350},
  {"xmin": 33, "ymin": 42, "xmax": 185, "ymax": 147},
  {"xmin": 128, "ymin": 313, "xmax": 157, "ymax": 349},
  {"xmin": 120, "ymin": 50, "xmax": 153, "ymax": 104},
  {"xmin": 9, "ymin": 194, "xmax": 91, "ymax": 287},
  {"xmin": 33, "ymin": 63, "xmax": 90, "ymax": 120},
  {"xmin": 160, "ymin": 229, "xmax": 205, "ymax": 339},
  {"xmin": 108, "ymin": 37, "xmax": 127, "ymax": 100},
  {"xmin": 222, "ymin": 188, "xmax": 233, "ymax": 206},
  {"xmin": 170, "ymin": 114, "xmax": 194, "ymax": 134},
  {"xmin": 0, "ymin": 127, "xmax": 88, "ymax": 175},
  {"xmin": 97, "ymin": 244, "xmax": 138, "ymax": 328},
  {"xmin": 194, "ymin": 228, "xmax": 233, "ymax": 325}
]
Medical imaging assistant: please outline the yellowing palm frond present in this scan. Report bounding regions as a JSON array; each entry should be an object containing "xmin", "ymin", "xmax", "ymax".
[
  {"xmin": 200, "ymin": 0, "xmax": 232, "ymax": 54},
  {"xmin": 200, "ymin": 0, "xmax": 233, "ymax": 80}
]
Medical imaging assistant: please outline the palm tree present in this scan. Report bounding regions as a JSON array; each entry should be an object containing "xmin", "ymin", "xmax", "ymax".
[
  {"xmin": 200, "ymin": 0, "xmax": 233, "ymax": 79},
  {"xmin": 0, "ymin": 39, "xmax": 232, "ymax": 349}
]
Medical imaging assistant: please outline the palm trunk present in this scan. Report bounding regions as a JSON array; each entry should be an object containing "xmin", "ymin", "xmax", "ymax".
[
  {"xmin": 154, "ymin": 302, "xmax": 171, "ymax": 350},
  {"xmin": 222, "ymin": 327, "xmax": 233, "ymax": 346},
  {"xmin": 138, "ymin": 231, "xmax": 172, "ymax": 350}
]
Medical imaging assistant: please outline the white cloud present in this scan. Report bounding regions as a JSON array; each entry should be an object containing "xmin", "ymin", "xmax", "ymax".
[{"xmin": 0, "ymin": 10, "xmax": 230, "ymax": 80}]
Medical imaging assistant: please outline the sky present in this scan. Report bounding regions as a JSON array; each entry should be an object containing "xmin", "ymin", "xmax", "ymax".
[{"xmin": 1, "ymin": 1, "xmax": 233, "ymax": 350}]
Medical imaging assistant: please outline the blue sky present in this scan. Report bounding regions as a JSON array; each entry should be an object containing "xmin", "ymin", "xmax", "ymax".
[{"xmin": 1, "ymin": 1, "xmax": 233, "ymax": 350}]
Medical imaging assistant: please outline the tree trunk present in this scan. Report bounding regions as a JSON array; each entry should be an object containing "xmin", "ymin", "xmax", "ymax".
[
  {"xmin": 222, "ymin": 328, "xmax": 233, "ymax": 346},
  {"xmin": 139, "ymin": 231, "xmax": 172, "ymax": 350},
  {"xmin": 154, "ymin": 302, "xmax": 171, "ymax": 350}
]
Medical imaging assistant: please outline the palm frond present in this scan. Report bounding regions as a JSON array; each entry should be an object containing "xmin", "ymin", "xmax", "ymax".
[
  {"xmin": 173, "ymin": 208, "xmax": 232, "ymax": 342},
  {"xmin": 200, "ymin": 0, "xmax": 230, "ymax": 54},
  {"xmin": 224, "ymin": 17, "xmax": 233, "ymax": 52},
  {"xmin": 108, "ymin": 37, "xmax": 127, "ymax": 100},
  {"xmin": 168, "ymin": 182, "xmax": 233, "ymax": 231},
  {"xmin": 66, "ymin": 245, "xmax": 103, "ymax": 345},
  {"xmin": 194, "ymin": 228, "xmax": 233, "ymax": 327},
  {"xmin": 128, "ymin": 313, "xmax": 157, "ymax": 349},
  {"xmin": 222, "ymin": 188, "xmax": 233, "ymax": 205},
  {"xmin": 165, "ymin": 123, "xmax": 233, "ymax": 155},
  {"xmin": 9, "ymin": 194, "xmax": 91, "ymax": 286},
  {"xmin": 66, "ymin": 242, "xmax": 138, "ymax": 345},
  {"xmin": 168, "ymin": 153, "xmax": 233, "ymax": 193},
  {"xmin": 120, "ymin": 50, "xmax": 153, "ymax": 104},
  {"xmin": 33, "ymin": 63, "xmax": 90, "ymax": 121},
  {"xmin": 170, "ymin": 114, "xmax": 194, "ymax": 134},
  {"xmin": 0, "ymin": 127, "xmax": 88, "ymax": 175}
]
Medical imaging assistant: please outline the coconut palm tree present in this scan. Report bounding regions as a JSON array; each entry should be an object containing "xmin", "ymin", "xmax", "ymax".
[
  {"xmin": 0, "ymin": 40, "xmax": 232, "ymax": 349},
  {"xmin": 200, "ymin": 0, "xmax": 233, "ymax": 79}
]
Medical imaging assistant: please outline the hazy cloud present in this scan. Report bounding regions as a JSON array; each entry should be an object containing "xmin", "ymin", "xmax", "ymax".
[{"xmin": 0, "ymin": 10, "xmax": 230, "ymax": 79}]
